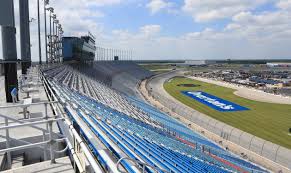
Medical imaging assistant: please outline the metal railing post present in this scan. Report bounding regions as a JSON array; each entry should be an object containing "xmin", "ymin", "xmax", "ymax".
[
  {"xmin": 5, "ymin": 118, "xmax": 12, "ymax": 169},
  {"xmin": 275, "ymin": 145, "xmax": 280, "ymax": 162},
  {"xmin": 44, "ymin": 103, "xmax": 49, "ymax": 131},
  {"xmin": 48, "ymin": 121, "xmax": 55, "ymax": 163},
  {"xmin": 44, "ymin": 102, "xmax": 48, "ymax": 119},
  {"xmin": 43, "ymin": 130, "xmax": 48, "ymax": 161}
]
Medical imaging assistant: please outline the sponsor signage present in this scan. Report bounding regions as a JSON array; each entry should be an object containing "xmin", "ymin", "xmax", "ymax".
[{"xmin": 182, "ymin": 91, "xmax": 249, "ymax": 112}]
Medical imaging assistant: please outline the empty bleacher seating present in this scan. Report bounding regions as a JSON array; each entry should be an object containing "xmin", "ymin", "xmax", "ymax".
[{"xmin": 42, "ymin": 62, "xmax": 269, "ymax": 173}]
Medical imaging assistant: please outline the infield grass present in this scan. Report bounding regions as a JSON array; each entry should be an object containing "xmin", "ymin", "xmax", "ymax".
[{"xmin": 164, "ymin": 77, "xmax": 291, "ymax": 149}]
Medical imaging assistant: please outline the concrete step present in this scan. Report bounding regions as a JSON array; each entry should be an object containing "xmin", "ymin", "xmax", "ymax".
[
  {"xmin": 11, "ymin": 154, "xmax": 24, "ymax": 169},
  {"xmin": 0, "ymin": 153, "xmax": 7, "ymax": 171},
  {"xmin": 2, "ymin": 156, "xmax": 74, "ymax": 173}
]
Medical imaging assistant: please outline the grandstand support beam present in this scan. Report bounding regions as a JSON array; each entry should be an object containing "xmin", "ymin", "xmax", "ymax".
[
  {"xmin": 2, "ymin": 26, "xmax": 18, "ymax": 103},
  {"xmin": 106, "ymin": 48, "xmax": 108, "ymax": 61},
  {"xmin": 110, "ymin": 48, "xmax": 113, "ymax": 61},
  {"xmin": 1, "ymin": 0, "xmax": 18, "ymax": 103},
  {"xmin": 19, "ymin": 0, "xmax": 31, "ymax": 74},
  {"xmin": 49, "ymin": 9, "xmax": 54, "ymax": 63},
  {"xmin": 96, "ymin": 47, "xmax": 98, "ymax": 61},
  {"xmin": 52, "ymin": 16, "xmax": 55, "ymax": 62},
  {"xmin": 98, "ymin": 47, "xmax": 100, "ymax": 61},
  {"xmin": 37, "ymin": 0, "xmax": 42, "ymax": 64}
]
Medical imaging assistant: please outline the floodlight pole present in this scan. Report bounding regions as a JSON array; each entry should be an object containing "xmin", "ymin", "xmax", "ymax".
[
  {"xmin": 37, "ymin": 0, "xmax": 42, "ymax": 64},
  {"xmin": 52, "ymin": 19, "xmax": 54, "ymax": 62},
  {"xmin": 51, "ymin": 15, "xmax": 56, "ymax": 62},
  {"xmin": 19, "ymin": 0, "xmax": 31, "ymax": 74},
  {"xmin": 49, "ymin": 10, "xmax": 53, "ymax": 63},
  {"xmin": 55, "ymin": 23, "xmax": 58, "ymax": 62},
  {"xmin": 44, "ymin": 0, "xmax": 49, "ymax": 64},
  {"xmin": 53, "ymin": 20, "xmax": 59, "ymax": 62}
]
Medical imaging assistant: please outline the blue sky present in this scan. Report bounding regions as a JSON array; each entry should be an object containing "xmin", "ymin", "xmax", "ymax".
[
  {"xmin": 1, "ymin": 0, "xmax": 291, "ymax": 61},
  {"xmin": 97, "ymin": 0, "xmax": 231, "ymax": 35}
]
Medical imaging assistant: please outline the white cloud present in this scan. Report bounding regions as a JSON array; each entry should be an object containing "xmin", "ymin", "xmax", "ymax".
[
  {"xmin": 140, "ymin": 25, "xmax": 161, "ymax": 37},
  {"xmin": 277, "ymin": 0, "xmax": 291, "ymax": 10},
  {"xmin": 229, "ymin": 10, "xmax": 291, "ymax": 40},
  {"xmin": 225, "ymin": 23, "xmax": 241, "ymax": 30},
  {"xmin": 111, "ymin": 24, "xmax": 161, "ymax": 44},
  {"xmin": 182, "ymin": 0, "xmax": 269, "ymax": 22},
  {"xmin": 146, "ymin": 0, "xmax": 173, "ymax": 14}
]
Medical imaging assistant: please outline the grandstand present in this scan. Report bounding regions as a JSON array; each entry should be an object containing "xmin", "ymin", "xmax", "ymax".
[
  {"xmin": 42, "ymin": 62, "xmax": 269, "ymax": 173},
  {"xmin": 70, "ymin": 61, "xmax": 153, "ymax": 97}
]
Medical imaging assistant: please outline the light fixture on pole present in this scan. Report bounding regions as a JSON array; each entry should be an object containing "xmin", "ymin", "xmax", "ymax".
[
  {"xmin": 44, "ymin": 0, "xmax": 49, "ymax": 64},
  {"xmin": 53, "ymin": 19, "xmax": 59, "ymax": 62},
  {"xmin": 48, "ymin": 7, "xmax": 54, "ymax": 63},
  {"xmin": 51, "ymin": 15, "xmax": 56, "ymax": 62},
  {"xmin": 37, "ymin": 0, "xmax": 42, "ymax": 64},
  {"xmin": 59, "ymin": 28, "xmax": 64, "ymax": 62},
  {"xmin": 57, "ymin": 23, "xmax": 61, "ymax": 62}
]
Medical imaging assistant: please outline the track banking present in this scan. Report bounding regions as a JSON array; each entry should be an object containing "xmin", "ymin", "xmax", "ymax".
[{"xmin": 182, "ymin": 91, "xmax": 249, "ymax": 112}]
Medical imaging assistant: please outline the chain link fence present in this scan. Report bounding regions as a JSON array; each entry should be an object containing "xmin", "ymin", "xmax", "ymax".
[{"xmin": 146, "ymin": 73, "xmax": 291, "ymax": 170}]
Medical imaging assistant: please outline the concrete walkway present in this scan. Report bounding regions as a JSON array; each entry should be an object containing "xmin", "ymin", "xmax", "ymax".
[
  {"xmin": 2, "ymin": 157, "xmax": 74, "ymax": 173},
  {"xmin": 0, "ymin": 71, "xmax": 72, "ymax": 172}
]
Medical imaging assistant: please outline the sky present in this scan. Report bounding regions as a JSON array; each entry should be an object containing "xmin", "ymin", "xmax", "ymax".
[{"xmin": 1, "ymin": 0, "xmax": 291, "ymax": 61}]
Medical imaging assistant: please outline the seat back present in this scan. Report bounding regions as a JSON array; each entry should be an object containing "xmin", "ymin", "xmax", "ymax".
[{"xmin": 10, "ymin": 88, "xmax": 18, "ymax": 103}]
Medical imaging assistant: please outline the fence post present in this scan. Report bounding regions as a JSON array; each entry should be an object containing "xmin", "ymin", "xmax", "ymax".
[
  {"xmin": 5, "ymin": 118, "xmax": 12, "ymax": 168},
  {"xmin": 260, "ymin": 140, "xmax": 266, "ymax": 155},
  {"xmin": 44, "ymin": 103, "xmax": 48, "ymax": 119},
  {"xmin": 207, "ymin": 119, "xmax": 212, "ymax": 128},
  {"xmin": 274, "ymin": 145, "xmax": 280, "ymax": 162},
  {"xmin": 48, "ymin": 121, "xmax": 56, "ymax": 163},
  {"xmin": 238, "ymin": 131, "xmax": 244, "ymax": 145},
  {"xmin": 43, "ymin": 130, "xmax": 48, "ymax": 161},
  {"xmin": 248, "ymin": 135, "xmax": 256, "ymax": 150},
  {"xmin": 229, "ymin": 128, "xmax": 235, "ymax": 142}
]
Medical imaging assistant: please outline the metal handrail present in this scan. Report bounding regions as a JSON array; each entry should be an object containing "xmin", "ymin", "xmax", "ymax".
[
  {"xmin": 53, "ymin": 137, "xmax": 69, "ymax": 154},
  {"xmin": 0, "ymin": 141, "xmax": 48, "ymax": 154},
  {"xmin": 0, "ymin": 118, "xmax": 63, "ymax": 130},
  {"xmin": 0, "ymin": 134, "xmax": 53, "ymax": 152},
  {"xmin": 116, "ymin": 157, "xmax": 171, "ymax": 173},
  {"xmin": 0, "ymin": 113, "xmax": 63, "ymax": 138},
  {"xmin": 0, "ymin": 101, "xmax": 58, "ymax": 109},
  {"xmin": 0, "ymin": 138, "xmax": 65, "ymax": 154}
]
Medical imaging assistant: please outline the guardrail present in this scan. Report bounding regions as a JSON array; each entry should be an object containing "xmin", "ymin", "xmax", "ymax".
[
  {"xmin": 0, "ymin": 112, "xmax": 67, "ymax": 168},
  {"xmin": 40, "ymin": 67, "xmax": 104, "ymax": 173}
]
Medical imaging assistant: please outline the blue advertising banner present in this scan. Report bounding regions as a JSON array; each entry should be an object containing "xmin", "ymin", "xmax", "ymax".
[{"xmin": 182, "ymin": 91, "xmax": 249, "ymax": 112}]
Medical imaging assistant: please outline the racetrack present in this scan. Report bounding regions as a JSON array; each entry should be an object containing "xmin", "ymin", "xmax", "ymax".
[
  {"xmin": 164, "ymin": 76, "xmax": 291, "ymax": 149},
  {"xmin": 192, "ymin": 77, "xmax": 291, "ymax": 105}
]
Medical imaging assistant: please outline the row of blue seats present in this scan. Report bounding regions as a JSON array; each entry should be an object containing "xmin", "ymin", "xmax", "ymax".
[
  {"xmin": 60, "ymin": 91, "xmax": 139, "ymax": 172},
  {"xmin": 126, "ymin": 96, "xmax": 268, "ymax": 173},
  {"xmin": 127, "ymin": 96, "xmax": 221, "ymax": 149},
  {"xmin": 77, "ymin": 100, "xmax": 231, "ymax": 173},
  {"xmin": 55, "ymin": 84, "xmax": 239, "ymax": 172},
  {"xmin": 52, "ymin": 78, "xmax": 268, "ymax": 173},
  {"xmin": 103, "ymin": 122, "xmax": 231, "ymax": 173}
]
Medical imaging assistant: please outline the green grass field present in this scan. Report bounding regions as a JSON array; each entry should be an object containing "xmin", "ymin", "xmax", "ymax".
[{"xmin": 164, "ymin": 77, "xmax": 291, "ymax": 149}]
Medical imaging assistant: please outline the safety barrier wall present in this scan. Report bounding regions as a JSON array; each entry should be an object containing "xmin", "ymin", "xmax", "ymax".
[{"xmin": 145, "ymin": 72, "xmax": 291, "ymax": 170}]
